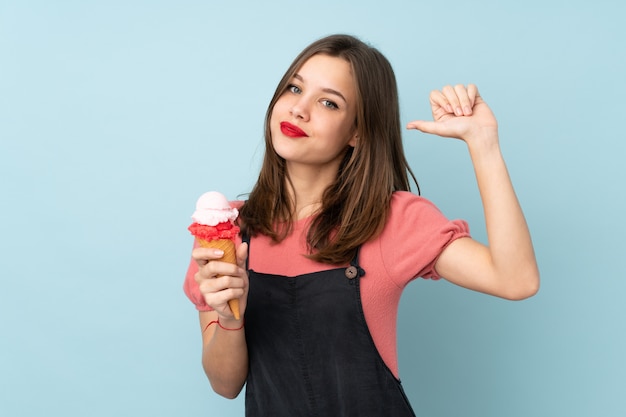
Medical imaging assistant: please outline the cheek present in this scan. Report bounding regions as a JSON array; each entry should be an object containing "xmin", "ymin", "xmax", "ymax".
[
  {"xmin": 335, "ymin": 118, "xmax": 356, "ymax": 142},
  {"xmin": 272, "ymin": 95, "xmax": 291, "ymax": 116},
  {"xmin": 269, "ymin": 101, "xmax": 287, "ymax": 128},
  {"xmin": 268, "ymin": 110, "xmax": 282, "ymax": 146}
]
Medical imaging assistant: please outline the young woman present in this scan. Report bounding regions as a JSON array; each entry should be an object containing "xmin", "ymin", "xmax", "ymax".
[{"xmin": 184, "ymin": 34, "xmax": 539, "ymax": 416}]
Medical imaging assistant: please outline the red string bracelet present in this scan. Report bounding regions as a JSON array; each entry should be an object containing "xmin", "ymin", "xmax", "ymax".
[{"xmin": 203, "ymin": 318, "xmax": 245, "ymax": 333}]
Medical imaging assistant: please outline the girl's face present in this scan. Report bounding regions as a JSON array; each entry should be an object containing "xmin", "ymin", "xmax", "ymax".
[{"xmin": 270, "ymin": 54, "xmax": 358, "ymax": 175}]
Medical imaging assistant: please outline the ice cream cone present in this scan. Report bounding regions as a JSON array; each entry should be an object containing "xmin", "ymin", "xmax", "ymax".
[
  {"xmin": 189, "ymin": 191, "xmax": 242, "ymax": 321},
  {"xmin": 197, "ymin": 237, "xmax": 240, "ymax": 320}
]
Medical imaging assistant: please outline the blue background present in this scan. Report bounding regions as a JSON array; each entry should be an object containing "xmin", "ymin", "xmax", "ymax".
[{"xmin": 1, "ymin": 1, "xmax": 624, "ymax": 416}]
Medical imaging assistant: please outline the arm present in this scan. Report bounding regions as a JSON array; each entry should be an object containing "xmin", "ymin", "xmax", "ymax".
[
  {"xmin": 193, "ymin": 243, "xmax": 249, "ymax": 398},
  {"xmin": 407, "ymin": 84, "xmax": 539, "ymax": 300}
]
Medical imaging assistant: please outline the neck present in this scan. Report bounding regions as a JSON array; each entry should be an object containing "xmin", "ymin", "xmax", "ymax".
[{"xmin": 285, "ymin": 163, "xmax": 338, "ymax": 220}]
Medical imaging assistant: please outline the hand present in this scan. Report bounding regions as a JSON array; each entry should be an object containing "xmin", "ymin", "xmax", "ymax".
[
  {"xmin": 193, "ymin": 243, "xmax": 249, "ymax": 321},
  {"xmin": 406, "ymin": 84, "xmax": 498, "ymax": 147}
]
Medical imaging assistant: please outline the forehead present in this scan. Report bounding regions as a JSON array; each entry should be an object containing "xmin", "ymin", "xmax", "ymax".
[{"xmin": 295, "ymin": 54, "xmax": 355, "ymax": 95}]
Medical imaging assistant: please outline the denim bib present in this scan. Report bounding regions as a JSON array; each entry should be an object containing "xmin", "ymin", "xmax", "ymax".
[{"xmin": 243, "ymin": 236, "xmax": 416, "ymax": 417}]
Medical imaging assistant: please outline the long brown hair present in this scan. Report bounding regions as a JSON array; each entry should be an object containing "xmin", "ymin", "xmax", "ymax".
[{"xmin": 239, "ymin": 34, "xmax": 418, "ymax": 265}]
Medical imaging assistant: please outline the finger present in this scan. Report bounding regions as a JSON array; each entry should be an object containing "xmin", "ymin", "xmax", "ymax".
[
  {"xmin": 199, "ymin": 274, "xmax": 245, "ymax": 293},
  {"xmin": 453, "ymin": 84, "xmax": 473, "ymax": 116},
  {"xmin": 206, "ymin": 259, "xmax": 241, "ymax": 278},
  {"xmin": 192, "ymin": 247, "xmax": 226, "ymax": 266},
  {"xmin": 198, "ymin": 277, "xmax": 245, "ymax": 311},
  {"xmin": 467, "ymin": 83, "xmax": 478, "ymax": 107},
  {"xmin": 195, "ymin": 265, "xmax": 220, "ymax": 283},
  {"xmin": 430, "ymin": 89, "xmax": 453, "ymax": 114},
  {"xmin": 194, "ymin": 260, "xmax": 239, "ymax": 285},
  {"xmin": 441, "ymin": 85, "xmax": 463, "ymax": 116}
]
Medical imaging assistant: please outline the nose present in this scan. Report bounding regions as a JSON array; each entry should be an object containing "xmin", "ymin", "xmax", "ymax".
[{"xmin": 290, "ymin": 96, "xmax": 310, "ymax": 121}]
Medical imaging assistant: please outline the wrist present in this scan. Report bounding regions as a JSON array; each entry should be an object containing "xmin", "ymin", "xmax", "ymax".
[
  {"xmin": 202, "ymin": 316, "xmax": 245, "ymax": 333},
  {"xmin": 466, "ymin": 130, "xmax": 501, "ymax": 156},
  {"xmin": 217, "ymin": 316, "xmax": 245, "ymax": 331}
]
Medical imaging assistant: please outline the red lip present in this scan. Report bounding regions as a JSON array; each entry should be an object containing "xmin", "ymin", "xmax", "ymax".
[{"xmin": 280, "ymin": 122, "xmax": 308, "ymax": 138}]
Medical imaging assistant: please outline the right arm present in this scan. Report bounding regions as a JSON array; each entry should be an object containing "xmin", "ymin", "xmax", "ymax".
[{"xmin": 193, "ymin": 243, "xmax": 249, "ymax": 398}]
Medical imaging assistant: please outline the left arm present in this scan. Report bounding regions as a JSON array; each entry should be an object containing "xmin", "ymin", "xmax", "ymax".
[{"xmin": 407, "ymin": 84, "xmax": 539, "ymax": 300}]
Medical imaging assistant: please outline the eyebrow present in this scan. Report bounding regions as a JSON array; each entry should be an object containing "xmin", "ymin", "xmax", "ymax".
[{"xmin": 293, "ymin": 74, "xmax": 347, "ymax": 103}]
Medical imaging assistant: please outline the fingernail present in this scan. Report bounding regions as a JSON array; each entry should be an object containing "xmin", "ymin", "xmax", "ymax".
[
  {"xmin": 463, "ymin": 106, "xmax": 472, "ymax": 115},
  {"xmin": 214, "ymin": 249, "xmax": 224, "ymax": 256},
  {"xmin": 455, "ymin": 107, "xmax": 463, "ymax": 116}
]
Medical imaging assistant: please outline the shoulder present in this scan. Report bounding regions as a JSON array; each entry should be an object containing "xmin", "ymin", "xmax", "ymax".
[
  {"xmin": 386, "ymin": 191, "xmax": 469, "ymax": 241},
  {"xmin": 368, "ymin": 191, "xmax": 470, "ymax": 281},
  {"xmin": 231, "ymin": 200, "xmax": 245, "ymax": 210},
  {"xmin": 388, "ymin": 191, "xmax": 445, "ymax": 220}
]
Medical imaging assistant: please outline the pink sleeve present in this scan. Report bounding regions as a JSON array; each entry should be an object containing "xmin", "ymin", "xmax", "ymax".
[{"xmin": 380, "ymin": 192, "xmax": 471, "ymax": 285}]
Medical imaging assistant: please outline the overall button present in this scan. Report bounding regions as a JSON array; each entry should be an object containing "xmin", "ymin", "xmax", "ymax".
[{"xmin": 345, "ymin": 266, "xmax": 358, "ymax": 279}]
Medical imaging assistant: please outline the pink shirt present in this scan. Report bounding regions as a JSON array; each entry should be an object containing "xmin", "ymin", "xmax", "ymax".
[{"xmin": 184, "ymin": 191, "xmax": 470, "ymax": 378}]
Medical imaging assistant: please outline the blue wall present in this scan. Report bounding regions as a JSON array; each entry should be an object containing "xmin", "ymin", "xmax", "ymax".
[{"xmin": 1, "ymin": 1, "xmax": 624, "ymax": 416}]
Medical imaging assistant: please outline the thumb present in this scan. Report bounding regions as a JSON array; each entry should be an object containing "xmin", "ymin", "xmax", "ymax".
[
  {"xmin": 406, "ymin": 120, "xmax": 444, "ymax": 136},
  {"xmin": 236, "ymin": 242, "xmax": 248, "ymax": 268}
]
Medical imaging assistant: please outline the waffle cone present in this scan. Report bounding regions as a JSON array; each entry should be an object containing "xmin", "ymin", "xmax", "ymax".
[{"xmin": 197, "ymin": 238, "xmax": 240, "ymax": 320}]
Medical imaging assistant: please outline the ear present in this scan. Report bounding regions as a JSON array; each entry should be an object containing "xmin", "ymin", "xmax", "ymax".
[{"xmin": 348, "ymin": 132, "xmax": 358, "ymax": 147}]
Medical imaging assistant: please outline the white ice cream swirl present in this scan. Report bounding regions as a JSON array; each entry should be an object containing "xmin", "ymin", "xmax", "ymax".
[{"xmin": 191, "ymin": 191, "xmax": 238, "ymax": 226}]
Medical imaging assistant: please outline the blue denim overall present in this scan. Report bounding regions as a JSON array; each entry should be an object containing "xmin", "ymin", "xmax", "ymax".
[{"xmin": 243, "ymin": 237, "xmax": 417, "ymax": 417}]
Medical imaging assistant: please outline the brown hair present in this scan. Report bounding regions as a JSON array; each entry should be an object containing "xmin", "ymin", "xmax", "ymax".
[{"xmin": 239, "ymin": 34, "xmax": 418, "ymax": 265}]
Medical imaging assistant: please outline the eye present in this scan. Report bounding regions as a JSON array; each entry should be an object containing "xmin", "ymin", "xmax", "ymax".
[
  {"xmin": 287, "ymin": 84, "xmax": 302, "ymax": 94},
  {"xmin": 321, "ymin": 99, "xmax": 339, "ymax": 110}
]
